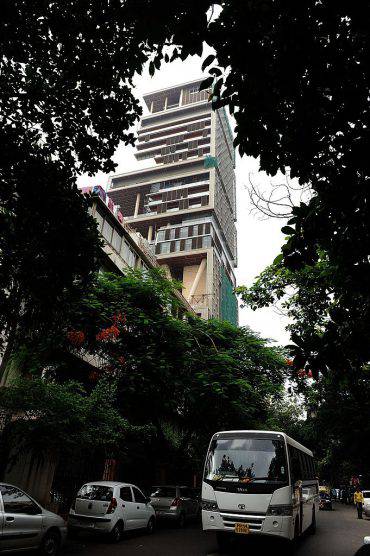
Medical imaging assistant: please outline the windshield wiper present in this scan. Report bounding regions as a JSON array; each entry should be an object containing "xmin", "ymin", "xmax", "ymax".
[{"xmin": 239, "ymin": 477, "xmax": 285, "ymax": 482}]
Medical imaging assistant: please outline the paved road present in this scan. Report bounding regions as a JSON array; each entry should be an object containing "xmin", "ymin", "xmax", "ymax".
[{"xmin": 64, "ymin": 503, "xmax": 370, "ymax": 556}]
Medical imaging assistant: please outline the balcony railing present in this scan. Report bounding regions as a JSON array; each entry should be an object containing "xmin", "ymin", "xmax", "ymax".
[
  {"xmin": 81, "ymin": 185, "xmax": 159, "ymax": 268},
  {"xmin": 189, "ymin": 293, "xmax": 213, "ymax": 307}
]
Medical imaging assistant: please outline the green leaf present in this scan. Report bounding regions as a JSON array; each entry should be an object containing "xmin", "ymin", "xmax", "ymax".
[
  {"xmin": 281, "ymin": 226, "xmax": 295, "ymax": 235},
  {"xmin": 273, "ymin": 253, "xmax": 284, "ymax": 265},
  {"xmin": 210, "ymin": 67, "xmax": 222, "ymax": 77},
  {"xmin": 201, "ymin": 54, "xmax": 216, "ymax": 71},
  {"xmin": 199, "ymin": 76, "xmax": 214, "ymax": 91}
]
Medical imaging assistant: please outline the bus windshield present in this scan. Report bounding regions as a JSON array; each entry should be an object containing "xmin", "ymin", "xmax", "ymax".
[{"xmin": 205, "ymin": 436, "xmax": 288, "ymax": 484}]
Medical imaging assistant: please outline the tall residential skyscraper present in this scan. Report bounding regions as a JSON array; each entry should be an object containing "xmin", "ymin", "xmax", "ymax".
[{"xmin": 107, "ymin": 78, "xmax": 238, "ymax": 324}]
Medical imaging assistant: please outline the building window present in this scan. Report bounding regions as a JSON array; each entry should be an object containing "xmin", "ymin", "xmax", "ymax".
[
  {"xmin": 184, "ymin": 238, "xmax": 192, "ymax": 251},
  {"xmin": 94, "ymin": 210, "xmax": 104, "ymax": 232},
  {"xmin": 121, "ymin": 239, "xmax": 136, "ymax": 267},
  {"xmin": 188, "ymin": 140, "xmax": 199, "ymax": 150},
  {"xmin": 179, "ymin": 226, "xmax": 188, "ymax": 238},
  {"xmin": 112, "ymin": 229, "xmax": 122, "ymax": 252},
  {"xmin": 156, "ymin": 230, "xmax": 165, "ymax": 242},
  {"xmin": 102, "ymin": 220, "xmax": 113, "ymax": 243},
  {"xmin": 160, "ymin": 242, "xmax": 170, "ymax": 254},
  {"xmin": 203, "ymin": 235, "xmax": 212, "ymax": 248}
]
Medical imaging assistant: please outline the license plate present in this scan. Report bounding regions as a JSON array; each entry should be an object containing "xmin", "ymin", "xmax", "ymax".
[
  {"xmin": 79, "ymin": 521, "xmax": 94, "ymax": 528},
  {"xmin": 235, "ymin": 522, "xmax": 250, "ymax": 534}
]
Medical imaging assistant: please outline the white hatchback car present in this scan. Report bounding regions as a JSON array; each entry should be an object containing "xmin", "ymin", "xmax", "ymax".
[
  {"xmin": 363, "ymin": 490, "xmax": 370, "ymax": 517},
  {"xmin": 0, "ymin": 482, "xmax": 67, "ymax": 555},
  {"xmin": 68, "ymin": 481, "xmax": 155, "ymax": 542}
]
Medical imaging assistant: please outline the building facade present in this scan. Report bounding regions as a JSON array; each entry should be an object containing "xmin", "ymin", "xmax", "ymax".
[
  {"xmin": 108, "ymin": 79, "xmax": 238, "ymax": 324},
  {"xmin": 81, "ymin": 184, "xmax": 193, "ymax": 315}
]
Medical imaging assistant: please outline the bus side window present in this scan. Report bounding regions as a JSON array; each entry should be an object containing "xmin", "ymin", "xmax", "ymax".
[
  {"xmin": 299, "ymin": 452, "xmax": 309, "ymax": 480},
  {"xmin": 313, "ymin": 458, "xmax": 318, "ymax": 479},
  {"xmin": 289, "ymin": 446, "xmax": 301, "ymax": 485},
  {"xmin": 308, "ymin": 456, "xmax": 315, "ymax": 479}
]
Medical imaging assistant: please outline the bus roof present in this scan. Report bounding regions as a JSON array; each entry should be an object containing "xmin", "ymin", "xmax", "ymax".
[{"xmin": 213, "ymin": 430, "xmax": 314, "ymax": 458}]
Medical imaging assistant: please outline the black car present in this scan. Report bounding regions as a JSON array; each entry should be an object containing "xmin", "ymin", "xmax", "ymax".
[{"xmin": 319, "ymin": 492, "xmax": 333, "ymax": 510}]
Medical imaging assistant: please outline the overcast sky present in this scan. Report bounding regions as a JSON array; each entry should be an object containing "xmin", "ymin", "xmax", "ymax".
[{"xmin": 77, "ymin": 52, "xmax": 291, "ymax": 346}]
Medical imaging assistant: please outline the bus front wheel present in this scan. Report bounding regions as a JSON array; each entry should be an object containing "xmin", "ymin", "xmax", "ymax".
[
  {"xmin": 287, "ymin": 518, "xmax": 300, "ymax": 554},
  {"xmin": 216, "ymin": 532, "xmax": 231, "ymax": 552}
]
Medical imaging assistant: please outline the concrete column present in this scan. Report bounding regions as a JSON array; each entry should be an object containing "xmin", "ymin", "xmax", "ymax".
[
  {"xmin": 187, "ymin": 259, "xmax": 206, "ymax": 301},
  {"xmin": 147, "ymin": 225, "xmax": 153, "ymax": 242},
  {"xmin": 134, "ymin": 193, "xmax": 141, "ymax": 218}
]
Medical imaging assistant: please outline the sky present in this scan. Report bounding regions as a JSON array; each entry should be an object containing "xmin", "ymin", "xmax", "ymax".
[{"xmin": 77, "ymin": 52, "xmax": 291, "ymax": 346}]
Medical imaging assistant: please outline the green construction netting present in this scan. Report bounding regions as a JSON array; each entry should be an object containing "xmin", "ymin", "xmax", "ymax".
[
  {"xmin": 220, "ymin": 266, "xmax": 238, "ymax": 325},
  {"xmin": 204, "ymin": 155, "xmax": 218, "ymax": 168}
]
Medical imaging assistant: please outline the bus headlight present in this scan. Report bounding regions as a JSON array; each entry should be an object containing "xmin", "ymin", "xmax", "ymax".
[
  {"xmin": 267, "ymin": 504, "xmax": 293, "ymax": 516},
  {"xmin": 201, "ymin": 499, "xmax": 219, "ymax": 511}
]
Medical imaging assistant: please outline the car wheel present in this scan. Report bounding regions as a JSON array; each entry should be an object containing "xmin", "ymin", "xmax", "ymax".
[
  {"xmin": 286, "ymin": 520, "xmax": 299, "ymax": 556},
  {"xmin": 39, "ymin": 531, "xmax": 61, "ymax": 556},
  {"xmin": 147, "ymin": 517, "xmax": 155, "ymax": 534},
  {"xmin": 109, "ymin": 521, "xmax": 123, "ymax": 543},
  {"xmin": 177, "ymin": 512, "xmax": 186, "ymax": 528},
  {"xmin": 67, "ymin": 528, "xmax": 79, "ymax": 540},
  {"xmin": 216, "ymin": 532, "xmax": 231, "ymax": 553}
]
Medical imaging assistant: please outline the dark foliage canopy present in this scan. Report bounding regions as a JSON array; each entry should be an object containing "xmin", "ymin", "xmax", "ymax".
[
  {"xmin": 196, "ymin": 2, "xmax": 370, "ymax": 375},
  {"xmin": 2, "ymin": 1, "xmax": 370, "ymax": 377}
]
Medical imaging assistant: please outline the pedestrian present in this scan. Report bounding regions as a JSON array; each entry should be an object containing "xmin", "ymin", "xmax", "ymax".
[{"xmin": 354, "ymin": 486, "xmax": 364, "ymax": 519}]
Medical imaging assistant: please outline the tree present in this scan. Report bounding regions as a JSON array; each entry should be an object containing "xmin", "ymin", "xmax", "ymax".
[
  {"xmin": 8, "ymin": 269, "xmax": 288, "ymax": 478},
  {"xmin": 237, "ymin": 259, "xmax": 370, "ymax": 481},
  {"xmin": 0, "ymin": 378, "xmax": 130, "ymax": 467},
  {"xmin": 0, "ymin": 147, "xmax": 102, "ymax": 369},
  {"xmin": 236, "ymin": 257, "xmax": 336, "ymax": 378},
  {"xmin": 195, "ymin": 3, "xmax": 370, "ymax": 373},
  {"xmin": 0, "ymin": 0, "xmax": 153, "ymax": 353}
]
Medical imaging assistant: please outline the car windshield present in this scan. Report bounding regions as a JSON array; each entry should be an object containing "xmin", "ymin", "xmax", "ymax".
[
  {"xmin": 77, "ymin": 485, "xmax": 113, "ymax": 501},
  {"xmin": 363, "ymin": 491, "xmax": 370, "ymax": 499},
  {"xmin": 204, "ymin": 436, "xmax": 288, "ymax": 483},
  {"xmin": 150, "ymin": 487, "xmax": 176, "ymax": 498}
]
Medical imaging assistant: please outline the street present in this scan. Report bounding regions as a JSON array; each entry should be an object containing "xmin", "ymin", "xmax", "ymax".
[{"xmin": 62, "ymin": 503, "xmax": 370, "ymax": 556}]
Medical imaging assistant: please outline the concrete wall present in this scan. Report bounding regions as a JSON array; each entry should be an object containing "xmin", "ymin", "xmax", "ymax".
[
  {"xmin": 182, "ymin": 263, "xmax": 207, "ymax": 299},
  {"xmin": 3, "ymin": 450, "xmax": 58, "ymax": 507}
]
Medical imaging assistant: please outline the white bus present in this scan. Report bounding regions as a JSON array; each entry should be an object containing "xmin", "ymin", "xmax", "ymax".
[{"xmin": 202, "ymin": 430, "xmax": 318, "ymax": 550}]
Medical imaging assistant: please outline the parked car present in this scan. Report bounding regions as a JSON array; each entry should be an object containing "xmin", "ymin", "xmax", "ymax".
[
  {"xmin": 0, "ymin": 482, "xmax": 67, "ymax": 556},
  {"xmin": 363, "ymin": 491, "xmax": 370, "ymax": 517},
  {"xmin": 149, "ymin": 485, "xmax": 200, "ymax": 527},
  {"xmin": 68, "ymin": 481, "xmax": 155, "ymax": 542},
  {"xmin": 354, "ymin": 536, "xmax": 370, "ymax": 555},
  {"xmin": 319, "ymin": 491, "xmax": 333, "ymax": 510}
]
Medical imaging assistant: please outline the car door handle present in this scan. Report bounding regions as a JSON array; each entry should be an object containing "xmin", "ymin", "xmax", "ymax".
[{"xmin": 6, "ymin": 517, "xmax": 15, "ymax": 522}]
